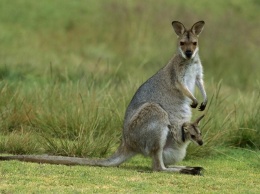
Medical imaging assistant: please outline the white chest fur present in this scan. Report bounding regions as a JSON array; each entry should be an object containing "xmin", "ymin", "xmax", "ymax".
[{"xmin": 184, "ymin": 64, "xmax": 197, "ymax": 94}]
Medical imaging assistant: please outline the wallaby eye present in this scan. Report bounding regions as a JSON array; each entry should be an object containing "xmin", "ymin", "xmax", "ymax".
[
  {"xmin": 193, "ymin": 42, "xmax": 197, "ymax": 46},
  {"xmin": 191, "ymin": 135, "xmax": 196, "ymax": 139},
  {"xmin": 180, "ymin": 42, "xmax": 185, "ymax": 46}
]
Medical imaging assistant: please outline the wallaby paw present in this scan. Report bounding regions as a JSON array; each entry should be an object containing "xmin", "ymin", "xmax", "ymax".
[
  {"xmin": 198, "ymin": 103, "xmax": 206, "ymax": 111},
  {"xmin": 199, "ymin": 102, "xmax": 207, "ymax": 111},
  {"xmin": 190, "ymin": 101, "xmax": 198, "ymax": 108}
]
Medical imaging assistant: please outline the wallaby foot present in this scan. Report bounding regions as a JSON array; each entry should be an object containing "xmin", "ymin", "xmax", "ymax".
[
  {"xmin": 153, "ymin": 165, "xmax": 204, "ymax": 176},
  {"xmin": 162, "ymin": 166, "xmax": 204, "ymax": 175},
  {"xmin": 179, "ymin": 166, "xmax": 204, "ymax": 175}
]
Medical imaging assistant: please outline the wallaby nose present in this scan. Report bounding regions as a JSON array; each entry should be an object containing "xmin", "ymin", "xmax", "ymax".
[
  {"xmin": 185, "ymin": 50, "xmax": 192, "ymax": 58},
  {"xmin": 198, "ymin": 140, "xmax": 203, "ymax": 146}
]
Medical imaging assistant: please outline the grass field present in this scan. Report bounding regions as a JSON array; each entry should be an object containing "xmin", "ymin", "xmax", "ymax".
[
  {"xmin": 0, "ymin": 0, "xmax": 259, "ymax": 193},
  {"xmin": 1, "ymin": 148, "xmax": 260, "ymax": 193}
]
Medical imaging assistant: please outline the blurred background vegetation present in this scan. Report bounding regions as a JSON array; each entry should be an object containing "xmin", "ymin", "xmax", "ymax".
[{"xmin": 0, "ymin": 0, "xmax": 259, "ymax": 158}]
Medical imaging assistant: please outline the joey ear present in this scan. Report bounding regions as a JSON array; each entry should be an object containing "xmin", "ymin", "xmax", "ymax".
[
  {"xmin": 181, "ymin": 123, "xmax": 189, "ymax": 142},
  {"xmin": 182, "ymin": 123, "xmax": 189, "ymax": 132},
  {"xmin": 191, "ymin": 21, "xmax": 205, "ymax": 36},
  {"xmin": 172, "ymin": 21, "xmax": 186, "ymax": 36},
  {"xmin": 194, "ymin": 114, "xmax": 205, "ymax": 125}
]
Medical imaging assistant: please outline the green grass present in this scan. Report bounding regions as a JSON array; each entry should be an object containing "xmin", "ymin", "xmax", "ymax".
[{"xmin": 0, "ymin": 148, "xmax": 259, "ymax": 193}]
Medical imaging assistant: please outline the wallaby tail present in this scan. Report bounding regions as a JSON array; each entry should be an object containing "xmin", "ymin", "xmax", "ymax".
[{"xmin": 0, "ymin": 142, "xmax": 135, "ymax": 167}]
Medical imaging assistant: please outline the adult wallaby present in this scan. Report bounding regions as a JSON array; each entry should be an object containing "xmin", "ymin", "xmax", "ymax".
[{"xmin": 0, "ymin": 21, "xmax": 207, "ymax": 175}]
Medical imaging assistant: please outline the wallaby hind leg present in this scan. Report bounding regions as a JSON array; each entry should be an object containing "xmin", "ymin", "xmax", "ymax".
[
  {"xmin": 151, "ymin": 147, "xmax": 167, "ymax": 171},
  {"xmin": 126, "ymin": 102, "xmax": 171, "ymax": 169},
  {"xmin": 151, "ymin": 146, "xmax": 203, "ymax": 175}
]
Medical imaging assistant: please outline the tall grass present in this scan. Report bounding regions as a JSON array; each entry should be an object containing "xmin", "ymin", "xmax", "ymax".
[
  {"xmin": 188, "ymin": 82, "xmax": 260, "ymax": 157},
  {"xmin": 228, "ymin": 88, "xmax": 260, "ymax": 148},
  {"xmin": 0, "ymin": 74, "xmax": 259, "ymax": 158},
  {"xmin": 0, "ymin": 67, "xmax": 132, "ymax": 157},
  {"xmin": 0, "ymin": 0, "xmax": 259, "ymax": 157}
]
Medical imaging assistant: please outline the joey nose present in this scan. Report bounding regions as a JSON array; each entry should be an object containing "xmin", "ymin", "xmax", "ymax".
[
  {"xmin": 185, "ymin": 50, "xmax": 192, "ymax": 58},
  {"xmin": 198, "ymin": 140, "xmax": 203, "ymax": 146}
]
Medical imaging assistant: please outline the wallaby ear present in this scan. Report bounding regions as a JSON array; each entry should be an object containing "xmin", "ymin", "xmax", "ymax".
[
  {"xmin": 172, "ymin": 21, "xmax": 186, "ymax": 36},
  {"xmin": 194, "ymin": 114, "xmax": 205, "ymax": 125},
  {"xmin": 191, "ymin": 21, "xmax": 205, "ymax": 36}
]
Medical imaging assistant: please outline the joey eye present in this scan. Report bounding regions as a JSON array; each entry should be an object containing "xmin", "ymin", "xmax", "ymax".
[
  {"xmin": 191, "ymin": 135, "xmax": 196, "ymax": 139},
  {"xmin": 180, "ymin": 42, "xmax": 185, "ymax": 46},
  {"xmin": 193, "ymin": 42, "xmax": 197, "ymax": 46}
]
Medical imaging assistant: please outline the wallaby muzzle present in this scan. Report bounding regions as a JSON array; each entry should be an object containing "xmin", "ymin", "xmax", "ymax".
[{"xmin": 185, "ymin": 50, "xmax": 193, "ymax": 58}]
